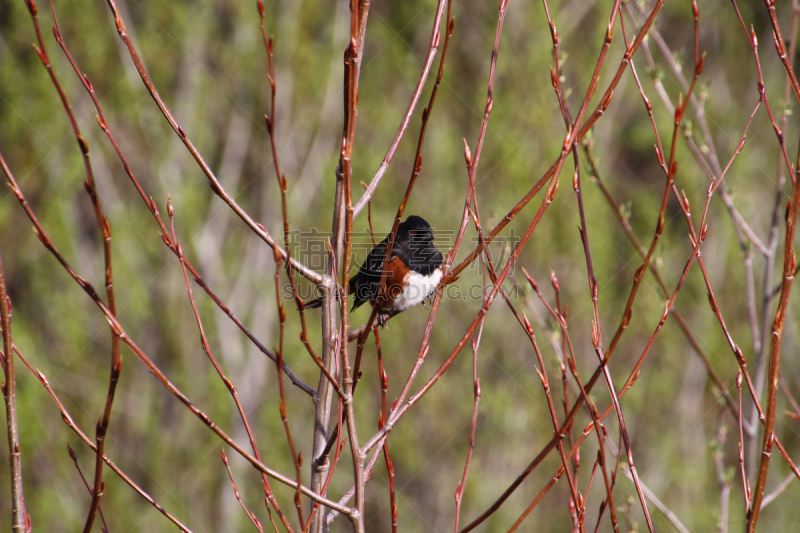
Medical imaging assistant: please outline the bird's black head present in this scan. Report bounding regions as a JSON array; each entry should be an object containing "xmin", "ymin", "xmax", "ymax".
[{"xmin": 399, "ymin": 215, "xmax": 434, "ymax": 243}]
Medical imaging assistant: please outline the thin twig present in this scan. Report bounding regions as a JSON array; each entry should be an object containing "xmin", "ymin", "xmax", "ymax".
[
  {"xmin": 66, "ymin": 446, "xmax": 110, "ymax": 533},
  {"xmin": 46, "ymin": 1, "xmax": 314, "ymax": 397},
  {"xmin": 352, "ymin": 0, "xmax": 449, "ymax": 218},
  {"xmin": 0, "ymin": 150, "xmax": 354, "ymax": 517},
  {"xmin": 27, "ymin": 2, "xmax": 123, "ymax": 529},
  {"xmin": 222, "ymin": 449, "xmax": 267, "ymax": 533},
  {"xmin": 101, "ymin": 0, "xmax": 322, "ymax": 283},
  {"xmin": 12, "ymin": 349, "xmax": 193, "ymax": 532},
  {"xmin": 169, "ymin": 201, "xmax": 294, "ymax": 532},
  {"xmin": 0, "ymin": 251, "xmax": 26, "ymax": 532}
]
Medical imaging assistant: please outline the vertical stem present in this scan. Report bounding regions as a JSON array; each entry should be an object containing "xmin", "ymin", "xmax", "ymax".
[
  {"xmin": 0, "ymin": 253, "xmax": 27, "ymax": 533},
  {"xmin": 313, "ymin": 2, "xmax": 370, "ymax": 531},
  {"xmin": 376, "ymin": 331, "xmax": 397, "ymax": 533},
  {"xmin": 311, "ymin": 253, "xmax": 339, "ymax": 532},
  {"xmin": 340, "ymin": 20, "xmax": 364, "ymax": 531},
  {"xmin": 746, "ymin": 149, "xmax": 800, "ymax": 530}
]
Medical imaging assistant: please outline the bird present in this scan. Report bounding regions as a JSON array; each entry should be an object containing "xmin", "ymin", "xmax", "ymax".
[{"xmin": 305, "ymin": 215, "xmax": 444, "ymax": 323}]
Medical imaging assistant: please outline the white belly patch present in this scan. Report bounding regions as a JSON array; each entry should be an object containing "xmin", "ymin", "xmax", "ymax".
[{"xmin": 393, "ymin": 268, "xmax": 443, "ymax": 312}]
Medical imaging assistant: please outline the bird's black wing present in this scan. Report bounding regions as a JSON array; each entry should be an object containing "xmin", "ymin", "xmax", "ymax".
[{"xmin": 349, "ymin": 240, "xmax": 391, "ymax": 310}]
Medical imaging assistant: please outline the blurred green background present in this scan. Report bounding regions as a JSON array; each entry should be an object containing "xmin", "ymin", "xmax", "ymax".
[{"xmin": 1, "ymin": 0, "xmax": 799, "ymax": 531}]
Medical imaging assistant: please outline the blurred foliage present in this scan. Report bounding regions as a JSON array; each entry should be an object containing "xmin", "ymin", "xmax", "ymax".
[{"xmin": 1, "ymin": 0, "xmax": 800, "ymax": 531}]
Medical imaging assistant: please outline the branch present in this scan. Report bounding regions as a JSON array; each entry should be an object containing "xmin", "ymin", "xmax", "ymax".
[
  {"xmin": 0, "ymin": 250, "xmax": 27, "ymax": 532},
  {"xmin": 352, "ymin": 0, "xmax": 449, "ymax": 218},
  {"xmin": 101, "ymin": 0, "xmax": 322, "ymax": 284},
  {"xmin": 0, "ymin": 149, "xmax": 353, "ymax": 518}
]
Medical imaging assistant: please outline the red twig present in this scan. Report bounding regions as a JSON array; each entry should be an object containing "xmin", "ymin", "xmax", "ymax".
[
  {"xmin": 439, "ymin": 0, "xmax": 666, "ymax": 290},
  {"xmin": 746, "ymin": 136, "xmax": 800, "ymax": 533},
  {"xmin": 0, "ymin": 250, "xmax": 27, "ymax": 533},
  {"xmin": 168, "ymin": 200, "xmax": 294, "ymax": 532},
  {"xmin": 222, "ymin": 449, "xmax": 268, "ymax": 533},
  {"xmin": 760, "ymin": 0, "xmax": 800, "ymax": 104},
  {"xmin": 24, "ymin": 2, "xmax": 122, "ymax": 529},
  {"xmin": 773, "ymin": 438, "xmax": 800, "ymax": 482},
  {"xmin": 453, "ymin": 307, "xmax": 484, "ymax": 533},
  {"xmin": 0, "ymin": 149, "xmax": 353, "ymax": 517},
  {"xmin": 333, "ymin": 2, "xmax": 372, "ymax": 530},
  {"xmin": 467, "ymin": 168, "xmax": 585, "ymax": 529},
  {"xmin": 353, "ymin": 0, "xmax": 449, "ymax": 218},
  {"xmin": 329, "ymin": 6, "xmax": 456, "ymax": 524},
  {"xmin": 462, "ymin": 218, "xmax": 709, "ymax": 532},
  {"xmin": 272, "ymin": 244, "xmax": 305, "ymax": 529},
  {"xmin": 362, "ymin": 0, "xmax": 516, "ymax": 463},
  {"xmin": 259, "ymin": 8, "xmax": 322, "ymax": 374},
  {"xmin": 376, "ymin": 331, "xmax": 397, "ymax": 533},
  {"xmin": 737, "ymin": 371, "xmax": 752, "ymax": 507},
  {"xmin": 584, "ymin": 139, "xmax": 740, "ymax": 421},
  {"xmin": 257, "ymin": 22, "xmax": 310, "ymax": 527},
  {"xmin": 66, "ymin": 446, "xmax": 110, "ymax": 533},
  {"xmin": 11, "ymin": 349, "xmax": 193, "ymax": 532},
  {"xmin": 523, "ymin": 268, "xmax": 620, "ymax": 532},
  {"xmin": 336, "ymin": 8, "xmax": 671, "ymax": 529},
  {"xmin": 541, "ymin": 0, "xmax": 659, "ymax": 528},
  {"xmin": 101, "ymin": 0, "xmax": 322, "ymax": 283},
  {"xmin": 45, "ymin": 0, "xmax": 314, "ymax": 398},
  {"xmin": 352, "ymin": 0, "xmax": 453, "ymax": 365}
]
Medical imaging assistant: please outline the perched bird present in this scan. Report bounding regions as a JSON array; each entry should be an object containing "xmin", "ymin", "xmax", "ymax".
[{"xmin": 306, "ymin": 215, "xmax": 444, "ymax": 323}]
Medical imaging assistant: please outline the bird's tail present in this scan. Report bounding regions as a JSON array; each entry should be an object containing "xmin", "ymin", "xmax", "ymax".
[
  {"xmin": 304, "ymin": 291, "xmax": 359, "ymax": 311},
  {"xmin": 304, "ymin": 297, "xmax": 324, "ymax": 309},
  {"xmin": 303, "ymin": 277, "xmax": 357, "ymax": 309},
  {"xmin": 303, "ymin": 290, "xmax": 342, "ymax": 309}
]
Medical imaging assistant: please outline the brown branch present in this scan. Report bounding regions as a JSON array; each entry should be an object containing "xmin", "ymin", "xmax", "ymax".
[
  {"xmin": 257, "ymin": 20, "xmax": 316, "ymax": 528},
  {"xmin": 761, "ymin": 0, "xmax": 800, "ymax": 104},
  {"xmin": 540, "ymin": 2, "xmax": 674, "ymax": 528},
  {"xmin": 440, "ymin": 0, "xmax": 666, "ymax": 290},
  {"xmin": 466, "ymin": 166, "xmax": 585, "ymax": 528},
  {"xmin": 352, "ymin": 0, "xmax": 449, "ymax": 218},
  {"xmin": 45, "ymin": 1, "xmax": 315, "ymax": 398},
  {"xmin": 746, "ymin": 144, "xmax": 800, "ymax": 531},
  {"xmin": 221, "ymin": 449, "xmax": 268, "ymax": 533},
  {"xmin": 310, "ymin": 1, "xmax": 374, "ymax": 526},
  {"xmin": 101, "ymin": 0, "xmax": 322, "ymax": 283},
  {"xmin": 259, "ymin": 14, "xmax": 322, "ymax": 376},
  {"xmin": 362, "ymin": 0, "xmax": 518, "ymax": 461},
  {"xmin": 332, "ymin": 6, "xmax": 672, "ymax": 527},
  {"xmin": 24, "ymin": 2, "xmax": 124, "ymax": 529},
  {"xmin": 453, "ymin": 318, "xmax": 483, "ymax": 533},
  {"xmin": 726, "ymin": 0, "xmax": 800, "ymax": 481},
  {"xmin": 559, "ymin": 22, "xmax": 655, "ymax": 525},
  {"xmin": 522, "ymin": 269, "xmax": 620, "ymax": 531},
  {"xmin": 271, "ymin": 245, "xmax": 304, "ymax": 529},
  {"xmin": 168, "ymin": 202, "xmax": 294, "ymax": 533},
  {"xmin": 461, "ymin": 210, "xmax": 711, "ymax": 532},
  {"xmin": 328, "ymin": 5, "xmax": 520, "ymax": 523},
  {"xmin": 66, "ymin": 446, "xmax": 110, "ymax": 533},
  {"xmin": 584, "ymin": 145, "xmax": 740, "ymax": 421},
  {"xmin": 335, "ymin": 2, "xmax": 371, "ymax": 531},
  {"xmin": 13, "ymin": 349, "xmax": 193, "ymax": 532},
  {"xmin": 375, "ymin": 331, "xmax": 397, "ymax": 533},
  {"xmin": 0, "ymin": 251, "xmax": 26, "ymax": 532},
  {"xmin": 0, "ymin": 149, "xmax": 353, "ymax": 518}
]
